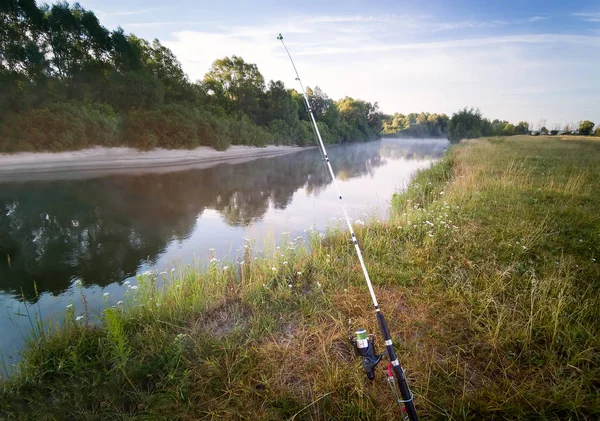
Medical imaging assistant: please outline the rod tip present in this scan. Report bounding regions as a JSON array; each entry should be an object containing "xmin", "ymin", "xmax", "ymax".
[{"xmin": 277, "ymin": 33, "xmax": 283, "ymax": 40}]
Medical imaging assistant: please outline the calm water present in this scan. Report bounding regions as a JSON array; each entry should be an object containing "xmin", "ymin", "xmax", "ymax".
[{"xmin": 0, "ymin": 138, "xmax": 448, "ymax": 367}]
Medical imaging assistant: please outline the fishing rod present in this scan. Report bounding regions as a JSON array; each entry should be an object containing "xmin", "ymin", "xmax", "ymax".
[{"xmin": 277, "ymin": 34, "xmax": 418, "ymax": 420}]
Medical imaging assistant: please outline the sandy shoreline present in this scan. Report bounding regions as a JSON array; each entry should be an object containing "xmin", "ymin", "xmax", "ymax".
[{"xmin": 0, "ymin": 145, "xmax": 311, "ymax": 182}]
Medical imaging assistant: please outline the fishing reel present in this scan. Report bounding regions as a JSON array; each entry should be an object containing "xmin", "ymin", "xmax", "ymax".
[{"xmin": 350, "ymin": 329, "xmax": 383, "ymax": 380}]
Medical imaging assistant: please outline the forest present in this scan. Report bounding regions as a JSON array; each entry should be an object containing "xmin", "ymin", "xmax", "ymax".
[{"xmin": 0, "ymin": 1, "xmax": 455, "ymax": 152}]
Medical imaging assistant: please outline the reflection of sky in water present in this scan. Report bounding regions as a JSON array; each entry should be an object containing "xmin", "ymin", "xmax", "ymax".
[
  {"xmin": 0, "ymin": 138, "xmax": 448, "ymax": 367},
  {"xmin": 158, "ymin": 157, "xmax": 435, "ymax": 268}
]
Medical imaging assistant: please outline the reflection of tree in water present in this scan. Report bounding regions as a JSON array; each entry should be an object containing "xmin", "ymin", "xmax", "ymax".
[{"xmin": 0, "ymin": 142, "xmax": 397, "ymax": 300}]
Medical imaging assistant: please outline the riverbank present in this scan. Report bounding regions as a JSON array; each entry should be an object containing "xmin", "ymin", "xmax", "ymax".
[
  {"xmin": 0, "ymin": 145, "xmax": 309, "ymax": 182},
  {"xmin": 2, "ymin": 135, "xmax": 598, "ymax": 419}
]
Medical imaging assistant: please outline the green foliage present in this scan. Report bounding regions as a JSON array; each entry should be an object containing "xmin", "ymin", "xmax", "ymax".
[
  {"xmin": 0, "ymin": 102, "xmax": 119, "ymax": 152},
  {"xmin": 382, "ymin": 112, "xmax": 449, "ymax": 138},
  {"xmin": 578, "ymin": 120, "xmax": 595, "ymax": 136},
  {"xmin": 595, "ymin": 127, "xmax": 600, "ymax": 137},
  {"xmin": 514, "ymin": 121, "xmax": 529, "ymax": 135},
  {"xmin": 448, "ymin": 107, "xmax": 484, "ymax": 143}
]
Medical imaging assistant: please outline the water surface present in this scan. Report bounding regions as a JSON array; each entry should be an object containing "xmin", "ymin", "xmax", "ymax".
[{"xmin": 0, "ymin": 138, "xmax": 448, "ymax": 367}]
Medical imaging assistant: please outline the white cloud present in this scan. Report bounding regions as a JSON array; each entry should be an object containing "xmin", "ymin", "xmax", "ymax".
[
  {"xmin": 162, "ymin": 14, "xmax": 599, "ymax": 125},
  {"xmin": 96, "ymin": 7, "xmax": 165, "ymax": 17},
  {"xmin": 526, "ymin": 16, "xmax": 549, "ymax": 23},
  {"xmin": 573, "ymin": 12, "xmax": 600, "ymax": 22}
]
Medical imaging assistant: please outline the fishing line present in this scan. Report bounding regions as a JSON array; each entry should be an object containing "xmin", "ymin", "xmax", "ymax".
[{"xmin": 277, "ymin": 34, "xmax": 419, "ymax": 420}]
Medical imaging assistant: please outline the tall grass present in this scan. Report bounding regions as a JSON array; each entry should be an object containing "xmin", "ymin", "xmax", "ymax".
[{"xmin": 1, "ymin": 135, "xmax": 598, "ymax": 420}]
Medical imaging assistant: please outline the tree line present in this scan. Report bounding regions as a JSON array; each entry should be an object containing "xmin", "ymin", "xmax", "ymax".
[
  {"xmin": 3, "ymin": 2, "xmax": 594, "ymax": 152},
  {"xmin": 0, "ymin": 1, "xmax": 393, "ymax": 152},
  {"xmin": 448, "ymin": 108, "xmax": 599, "ymax": 143}
]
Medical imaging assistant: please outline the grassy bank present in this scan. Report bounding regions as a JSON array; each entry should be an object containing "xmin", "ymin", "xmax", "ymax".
[{"xmin": 2, "ymin": 135, "xmax": 599, "ymax": 420}]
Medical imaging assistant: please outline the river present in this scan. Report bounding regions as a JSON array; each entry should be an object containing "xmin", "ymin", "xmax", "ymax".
[{"xmin": 0, "ymin": 138, "xmax": 448, "ymax": 369}]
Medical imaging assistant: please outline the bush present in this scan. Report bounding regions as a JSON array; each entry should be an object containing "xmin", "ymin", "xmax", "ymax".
[
  {"xmin": 125, "ymin": 105, "xmax": 235, "ymax": 150},
  {"xmin": 0, "ymin": 102, "xmax": 119, "ymax": 152},
  {"xmin": 125, "ymin": 105, "xmax": 198, "ymax": 150},
  {"xmin": 268, "ymin": 119, "xmax": 295, "ymax": 145},
  {"xmin": 228, "ymin": 114, "xmax": 271, "ymax": 147}
]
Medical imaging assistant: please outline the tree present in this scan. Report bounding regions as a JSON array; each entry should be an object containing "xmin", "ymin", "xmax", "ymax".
[
  {"xmin": 514, "ymin": 121, "xmax": 529, "ymax": 135},
  {"xmin": 448, "ymin": 107, "xmax": 484, "ymax": 143},
  {"xmin": 540, "ymin": 127, "xmax": 548, "ymax": 135},
  {"xmin": 305, "ymin": 86, "xmax": 330, "ymax": 120},
  {"xmin": 578, "ymin": 120, "xmax": 595, "ymax": 136},
  {"xmin": 503, "ymin": 123, "xmax": 515, "ymax": 136},
  {"xmin": 203, "ymin": 56, "xmax": 265, "ymax": 119}
]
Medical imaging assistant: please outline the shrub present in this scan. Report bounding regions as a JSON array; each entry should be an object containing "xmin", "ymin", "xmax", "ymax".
[
  {"xmin": 0, "ymin": 102, "xmax": 119, "ymax": 152},
  {"xmin": 228, "ymin": 114, "xmax": 271, "ymax": 147},
  {"xmin": 268, "ymin": 119, "xmax": 295, "ymax": 145},
  {"xmin": 125, "ymin": 105, "xmax": 199, "ymax": 150}
]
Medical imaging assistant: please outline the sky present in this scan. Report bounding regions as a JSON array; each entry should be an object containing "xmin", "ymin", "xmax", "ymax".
[{"xmin": 77, "ymin": 0, "xmax": 599, "ymax": 127}]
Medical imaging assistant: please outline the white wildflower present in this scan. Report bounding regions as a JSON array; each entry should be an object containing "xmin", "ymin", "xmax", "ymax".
[
  {"xmin": 117, "ymin": 301, "xmax": 124, "ymax": 305},
  {"xmin": 288, "ymin": 284, "xmax": 292, "ymax": 288},
  {"xmin": 142, "ymin": 270, "xmax": 152, "ymax": 276},
  {"xmin": 272, "ymin": 267, "xmax": 277, "ymax": 272},
  {"xmin": 439, "ymin": 191, "xmax": 445, "ymax": 195},
  {"xmin": 171, "ymin": 268, "xmax": 175, "ymax": 273},
  {"xmin": 73, "ymin": 279, "xmax": 82, "ymax": 287},
  {"xmin": 130, "ymin": 285, "xmax": 139, "ymax": 290},
  {"xmin": 76, "ymin": 315, "xmax": 84, "ymax": 321},
  {"xmin": 103, "ymin": 292, "xmax": 109, "ymax": 298},
  {"xmin": 223, "ymin": 266, "xmax": 229, "ymax": 271},
  {"xmin": 297, "ymin": 271, "xmax": 302, "ymax": 276},
  {"xmin": 124, "ymin": 280, "xmax": 130, "ymax": 286},
  {"xmin": 317, "ymin": 282, "xmax": 322, "ymax": 288},
  {"xmin": 283, "ymin": 261, "xmax": 288, "ymax": 265},
  {"xmin": 210, "ymin": 257, "xmax": 219, "ymax": 264},
  {"xmin": 66, "ymin": 304, "xmax": 73, "ymax": 309}
]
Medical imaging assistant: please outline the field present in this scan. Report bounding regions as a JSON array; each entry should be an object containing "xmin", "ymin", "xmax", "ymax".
[{"xmin": 1, "ymin": 135, "xmax": 599, "ymax": 420}]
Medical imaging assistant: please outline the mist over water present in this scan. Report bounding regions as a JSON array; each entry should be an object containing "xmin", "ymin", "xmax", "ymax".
[{"xmin": 0, "ymin": 138, "xmax": 448, "ymax": 366}]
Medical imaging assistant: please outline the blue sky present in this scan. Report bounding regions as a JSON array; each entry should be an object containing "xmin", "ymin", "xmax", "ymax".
[{"xmin": 77, "ymin": 0, "xmax": 599, "ymax": 127}]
